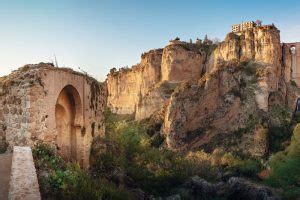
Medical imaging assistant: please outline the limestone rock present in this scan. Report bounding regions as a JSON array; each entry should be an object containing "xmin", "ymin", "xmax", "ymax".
[
  {"xmin": 107, "ymin": 49, "xmax": 163, "ymax": 115},
  {"xmin": 161, "ymin": 43, "xmax": 205, "ymax": 82},
  {"xmin": 107, "ymin": 42, "xmax": 208, "ymax": 120}
]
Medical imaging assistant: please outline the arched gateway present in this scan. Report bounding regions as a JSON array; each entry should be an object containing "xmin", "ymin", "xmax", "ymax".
[
  {"xmin": 0, "ymin": 64, "xmax": 106, "ymax": 168},
  {"xmin": 55, "ymin": 85, "xmax": 83, "ymax": 162}
]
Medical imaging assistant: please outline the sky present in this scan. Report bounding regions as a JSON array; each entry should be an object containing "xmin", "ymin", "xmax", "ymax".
[{"xmin": 0, "ymin": 0, "xmax": 299, "ymax": 81}]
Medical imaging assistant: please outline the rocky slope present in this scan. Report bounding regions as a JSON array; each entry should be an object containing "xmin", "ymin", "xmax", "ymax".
[{"xmin": 106, "ymin": 25, "xmax": 299, "ymax": 156}]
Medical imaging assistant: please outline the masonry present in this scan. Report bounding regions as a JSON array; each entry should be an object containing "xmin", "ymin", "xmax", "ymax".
[
  {"xmin": 283, "ymin": 42, "xmax": 300, "ymax": 86},
  {"xmin": 0, "ymin": 63, "xmax": 107, "ymax": 167}
]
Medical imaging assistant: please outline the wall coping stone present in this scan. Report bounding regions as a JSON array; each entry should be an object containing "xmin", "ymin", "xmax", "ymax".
[{"xmin": 8, "ymin": 146, "xmax": 41, "ymax": 200}]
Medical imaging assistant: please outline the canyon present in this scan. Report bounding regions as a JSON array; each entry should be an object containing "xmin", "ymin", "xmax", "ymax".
[
  {"xmin": 1, "ymin": 22, "xmax": 300, "ymax": 199},
  {"xmin": 1, "ymin": 24, "xmax": 299, "ymax": 163},
  {"xmin": 107, "ymin": 24, "xmax": 300, "ymax": 156}
]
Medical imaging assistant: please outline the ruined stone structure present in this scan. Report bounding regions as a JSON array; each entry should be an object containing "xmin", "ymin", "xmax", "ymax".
[{"xmin": 0, "ymin": 63, "xmax": 106, "ymax": 167}]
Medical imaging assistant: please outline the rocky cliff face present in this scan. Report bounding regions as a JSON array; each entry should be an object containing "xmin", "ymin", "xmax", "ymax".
[
  {"xmin": 107, "ymin": 49, "xmax": 163, "ymax": 115},
  {"xmin": 162, "ymin": 26, "xmax": 299, "ymax": 155},
  {"xmin": 162, "ymin": 61, "xmax": 269, "ymax": 154},
  {"xmin": 107, "ymin": 25, "xmax": 299, "ymax": 156},
  {"xmin": 161, "ymin": 41, "xmax": 205, "ymax": 82},
  {"xmin": 107, "ymin": 41, "xmax": 207, "ymax": 120}
]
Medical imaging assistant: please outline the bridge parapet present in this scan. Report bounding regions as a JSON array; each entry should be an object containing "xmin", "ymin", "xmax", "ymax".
[{"xmin": 8, "ymin": 146, "xmax": 41, "ymax": 200}]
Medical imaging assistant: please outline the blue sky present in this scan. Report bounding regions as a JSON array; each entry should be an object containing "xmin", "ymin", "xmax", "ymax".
[{"xmin": 0, "ymin": 0, "xmax": 299, "ymax": 81}]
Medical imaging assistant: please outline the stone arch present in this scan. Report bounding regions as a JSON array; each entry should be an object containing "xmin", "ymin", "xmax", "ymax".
[
  {"xmin": 290, "ymin": 45, "xmax": 296, "ymax": 55},
  {"xmin": 55, "ymin": 85, "xmax": 82, "ymax": 162}
]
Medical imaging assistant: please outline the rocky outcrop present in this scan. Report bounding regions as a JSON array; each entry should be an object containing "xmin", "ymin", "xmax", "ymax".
[
  {"xmin": 161, "ymin": 42, "xmax": 205, "ymax": 82},
  {"xmin": 162, "ymin": 61, "xmax": 265, "ymax": 153},
  {"xmin": 107, "ymin": 49, "xmax": 163, "ymax": 115},
  {"xmin": 208, "ymin": 25, "xmax": 282, "ymax": 111},
  {"xmin": 160, "ymin": 25, "xmax": 298, "ymax": 155},
  {"xmin": 107, "ymin": 42, "xmax": 207, "ymax": 120},
  {"xmin": 169, "ymin": 176, "xmax": 279, "ymax": 200},
  {"xmin": 106, "ymin": 24, "xmax": 299, "ymax": 156},
  {"xmin": 135, "ymin": 81, "xmax": 177, "ymax": 120}
]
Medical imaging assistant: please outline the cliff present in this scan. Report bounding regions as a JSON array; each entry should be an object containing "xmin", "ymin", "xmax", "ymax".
[
  {"xmin": 107, "ymin": 41, "xmax": 211, "ymax": 120},
  {"xmin": 106, "ymin": 25, "xmax": 299, "ymax": 156},
  {"xmin": 107, "ymin": 49, "xmax": 163, "ymax": 115}
]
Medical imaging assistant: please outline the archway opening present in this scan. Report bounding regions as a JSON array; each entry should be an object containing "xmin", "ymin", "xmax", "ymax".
[
  {"xmin": 290, "ymin": 45, "xmax": 296, "ymax": 55},
  {"xmin": 55, "ymin": 85, "xmax": 82, "ymax": 162}
]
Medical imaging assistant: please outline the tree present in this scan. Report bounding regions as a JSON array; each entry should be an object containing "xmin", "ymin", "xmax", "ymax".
[{"xmin": 110, "ymin": 68, "xmax": 117, "ymax": 74}]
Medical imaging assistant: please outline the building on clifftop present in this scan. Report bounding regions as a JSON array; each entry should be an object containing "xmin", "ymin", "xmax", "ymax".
[{"xmin": 232, "ymin": 21, "xmax": 257, "ymax": 33}]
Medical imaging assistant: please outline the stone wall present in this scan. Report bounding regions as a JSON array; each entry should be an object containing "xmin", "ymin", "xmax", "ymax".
[
  {"xmin": 9, "ymin": 146, "xmax": 41, "ymax": 200},
  {"xmin": 0, "ymin": 63, "xmax": 107, "ymax": 167},
  {"xmin": 283, "ymin": 42, "xmax": 300, "ymax": 86}
]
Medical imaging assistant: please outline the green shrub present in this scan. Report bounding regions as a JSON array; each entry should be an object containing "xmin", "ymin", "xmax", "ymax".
[
  {"xmin": 266, "ymin": 124, "xmax": 300, "ymax": 199},
  {"xmin": 33, "ymin": 143, "xmax": 133, "ymax": 199},
  {"xmin": 268, "ymin": 105, "xmax": 292, "ymax": 153},
  {"xmin": 266, "ymin": 156, "xmax": 300, "ymax": 199},
  {"xmin": 229, "ymin": 159, "xmax": 262, "ymax": 177},
  {"xmin": 91, "ymin": 110, "xmax": 219, "ymax": 197},
  {"xmin": 291, "ymin": 80, "xmax": 297, "ymax": 87}
]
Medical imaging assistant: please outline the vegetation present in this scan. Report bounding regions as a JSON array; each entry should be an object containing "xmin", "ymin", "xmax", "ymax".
[
  {"xmin": 90, "ymin": 110, "xmax": 264, "ymax": 197},
  {"xmin": 265, "ymin": 124, "xmax": 300, "ymax": 199},
  {"xmin": 91, "ymin": 110, "xmax": 218, "ymax": 197},
  {"xmin": 33, "ymin": 143, "xmax": 133, "ymax": 200},
  {"xmin": 268, "ymin": 105, "xmax": 292, "ymax": 153},
  {"xmin": 33, "ymin": 109, "xmax": 268, "ymax": 199},
  {"xmin": 291, "ymin": 80, "xmax": 297, "ymax": 87}
]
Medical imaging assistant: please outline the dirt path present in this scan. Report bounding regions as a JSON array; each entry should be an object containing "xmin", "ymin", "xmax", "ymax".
[{"xmin": 0, "ymin": 153, "xmax": 12, "ymax": 200}]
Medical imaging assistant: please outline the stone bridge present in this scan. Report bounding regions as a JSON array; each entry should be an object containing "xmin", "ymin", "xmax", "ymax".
[
  {"xmin": 0, "ymin": 63, "xmax": 106, "ymax": 167},
  {"xmin": 284, "ymin": 42, "xmax": 300, "ymax": 86}
]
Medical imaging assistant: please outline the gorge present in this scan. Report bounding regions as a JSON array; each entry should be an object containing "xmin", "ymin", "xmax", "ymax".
[{"xmin": 1, "ymin": 22, "xmax": 300, "ymax": 199}]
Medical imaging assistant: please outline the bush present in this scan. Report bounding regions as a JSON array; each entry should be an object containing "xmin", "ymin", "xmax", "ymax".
[
  {"xmin": 230, "ymin": 159, "xmax": 262, "ymax": 177},
  {"xmin": 265, "ymin": 124, "xmax": 300, "ymax": 199},
  {"xmin": 33, "ymin": 143, "xmax": 133, "ymax": 200},
  {"xmin": 268, "ymin": 105, "xmax": 292, "ymax": 153},
  {"xmin": 91, "ymin": 110, "xmax": 220, "ymax": 197},
  {"xmin": 266, "ymin": 156, "xmax": 300, "ymax": 199},
  {"xmin": 291, "ymin": 80, "xmax": 297, "ymax": 87}
]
